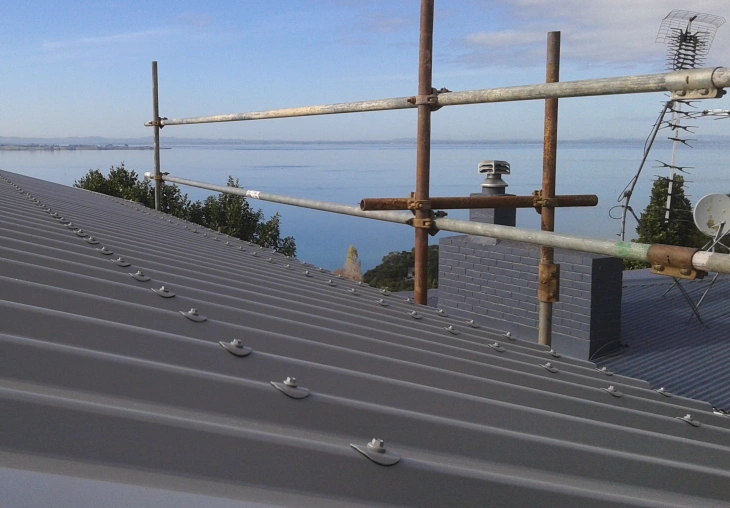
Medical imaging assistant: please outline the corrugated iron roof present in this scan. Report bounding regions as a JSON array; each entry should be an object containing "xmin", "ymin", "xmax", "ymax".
[
  {"xmin": 597, "ymin": 269, "xmax": 730, "ymax": 411},
  {"xmin": 1, "ymin": 169, "xmax": 729, "ymax": 507}
]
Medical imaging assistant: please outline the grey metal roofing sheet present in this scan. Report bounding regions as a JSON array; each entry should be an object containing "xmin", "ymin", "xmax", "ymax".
[
  {"xmin": 1, "ymin": 169, "xmax": 730, "ymax": 507},
  {"xmin": 598, "ymin": 269, "xmax": 730, "ymax": 410}
]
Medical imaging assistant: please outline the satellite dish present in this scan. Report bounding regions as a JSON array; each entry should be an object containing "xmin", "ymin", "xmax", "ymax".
[{"xmin": 693, "ymin": 193, "xmax": 730, "ymax": 237}]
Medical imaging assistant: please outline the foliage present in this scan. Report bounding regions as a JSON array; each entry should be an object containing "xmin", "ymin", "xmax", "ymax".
[
  {"xmin": 624, "ymin": 175, "xmax": 705, "ymax": 269},
  {"xmin": 74, "ymin": 164, "xmax": 296, "ymax": 256},
  {"xmin": 363, "ymin": 245, "xmax": 439, "ymax": 291},
  {"xmin": 194, "ymin": 177, "xmax": 297, "ymax": 255},
  {"xmin": 333, "ymin": 245, "xmax": 363, "ymax": 282}
]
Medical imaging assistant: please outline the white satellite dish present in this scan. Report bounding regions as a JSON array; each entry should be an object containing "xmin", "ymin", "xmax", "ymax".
[{"xmin": 693, "ymin": 193, "xmax": 730, "ymax": 237}]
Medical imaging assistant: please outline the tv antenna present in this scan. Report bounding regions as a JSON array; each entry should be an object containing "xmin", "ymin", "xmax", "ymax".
[
  {"xmin": 656, "ymin": 10, "xmax": 725, "ymax": 70},
  {"xmin": 616, "ymin": 10, "xmax": 725, "ymax": 241}
]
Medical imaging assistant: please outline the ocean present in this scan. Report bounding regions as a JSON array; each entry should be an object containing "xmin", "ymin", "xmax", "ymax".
[{"xmin": 2, "ymin": 139, "xmax": 728, "ymax": 271}]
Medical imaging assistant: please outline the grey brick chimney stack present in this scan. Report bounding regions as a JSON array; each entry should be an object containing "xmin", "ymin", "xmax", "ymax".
[{"xmin": 438, "ymin": 160, "xmax": 622, "ymax": 360}]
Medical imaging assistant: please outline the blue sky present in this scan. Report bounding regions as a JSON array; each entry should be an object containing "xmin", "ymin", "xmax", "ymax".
[{"xmin": 1, "ymin": 0, "xmax": 729, "ymax": 141}]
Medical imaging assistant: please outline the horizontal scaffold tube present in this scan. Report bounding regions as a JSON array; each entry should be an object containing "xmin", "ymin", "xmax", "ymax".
[
  {"xmin": 145, "ymin": 67, "xmax": 729, "ymax": 127},
  {"xmin": 147, "ymin": 172, "xmax": 730, "ymax": 274},
  {"xmin": 147, "ymin": 173, "xmax": 413, "ymax": 225},
  {"xmin": 360, "ymin": 194, "xmax": 598, "ymax": 211}
]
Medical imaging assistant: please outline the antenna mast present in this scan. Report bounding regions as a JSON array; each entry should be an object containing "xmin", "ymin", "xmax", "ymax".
[{"xmin": 616, "ymin": 10, "xmax": 725, "ymax": 240}]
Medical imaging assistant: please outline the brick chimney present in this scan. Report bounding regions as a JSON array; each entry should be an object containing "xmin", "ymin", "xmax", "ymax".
[{"xmin": 438, "ymin": 161, "xmax": 622, "ymax": 360}]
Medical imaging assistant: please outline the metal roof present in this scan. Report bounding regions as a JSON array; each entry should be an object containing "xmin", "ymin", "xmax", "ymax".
[
  {"xmin": 1, "ymin": 169, "xmax": 729, "ymax": 507},
  {"xmin": 597, "ymin": 269, "xmax": 730, "ymax": 411}
]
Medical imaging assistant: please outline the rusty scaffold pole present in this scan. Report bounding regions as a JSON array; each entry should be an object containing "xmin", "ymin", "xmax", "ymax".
[
  {"xmin": 538, "ymin": 32, "xmax": 561, "ymax": 346},
  {"xmin": 360, "ymin": 194, "xmax": 597, "ymax": 211},
  {"xmin": 152, "ymin": 61, "xmax": 162, "ymax": 211},
  {"xmin": 413, "ymin": 0, "xmax": 435, "ymax": 305}
]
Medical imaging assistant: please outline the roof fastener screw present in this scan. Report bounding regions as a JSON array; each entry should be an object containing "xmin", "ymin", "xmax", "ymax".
[
  {"xmin": 349, "ymin": 288, "xmax": 358, "ymax": 294},
  {"xmin": 602, "ymin": 385, "xmax": 623, "ymax": 397},
  {"xmin": 284, "ymin": 377, "xmax": 297, "ymax": 387},
  {"xmin": 130, "ymin": 270, "xmax": 151, "ymax": 281},
  {"xmin": 219, "ymin": 338, "xmax": 252, "ymax": 357},
  {"xmin": 367, "ymin": 438, "xmax": 386, "ymax": 453},
  {"xmin": 676, "ymin": 413, "xmax": 701, "ymax": 427},
  {"xmin": 653, "ymin": 386, "xmax": 672, "ymax": 397},
  {"xmin": 540, "ymin": 362, "xmax": 559, "ymax": 373},
  {"xmin": 111, "ymin": 257, "xmax": 131, "ymax": 267},
  {"xmin": 304, "ymin": 270, "xmax": 311, "ymax": 277}
]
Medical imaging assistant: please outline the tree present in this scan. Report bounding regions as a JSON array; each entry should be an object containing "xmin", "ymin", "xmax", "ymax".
[
  {"xmin": 625, "ymin": 175, "xmax": 705, "ymax": 269},
  {"xmin": 363, "ymin": 245, "xmax": 439, "ymax": 291},
  {"xmin": 194, "ymin": 177, "xmax": 296, "ymax": 255},
  {"xmin": 74, "ymin": 164, "xmax": 296, "ymax": 256},
  {"xmin": 333, "ymin": 245, "xmax": 363, "ymax": 282},
  {"xmin": 74, "ymin": 162, "xmax": 189, "ymax": 213}
]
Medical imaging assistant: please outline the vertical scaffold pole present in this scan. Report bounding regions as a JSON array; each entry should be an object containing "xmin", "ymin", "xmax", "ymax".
[
  {"xmin": 414, "ymin": 0, "xmax": 435, "ymax": 305},
  {"xmin": 152, "ymin": 61, "xmax": 162, "ymax": 212},
  {"xmin": 538, "ymin": 32, "xmax": 561, "ymax": 346}
]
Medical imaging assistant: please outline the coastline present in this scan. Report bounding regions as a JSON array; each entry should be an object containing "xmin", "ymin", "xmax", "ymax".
[{"xmin": 0, "ymin": 144, "xmax": 153, "ymax": 151}]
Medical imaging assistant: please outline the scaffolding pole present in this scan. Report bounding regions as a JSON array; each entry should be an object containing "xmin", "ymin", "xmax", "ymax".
[
  {"xmin": 414, "ymin": 0, "xmax": 435, "ymax": 305},
  {"xmin": 146, "ymin": 172, "xmax": 730, "ymax": 276},
  {"xmin": 360, "ymin": 194, "xmax": 597, "ymax": 211},
  {"xmin": 144, "ymin": 68, "xmax": 729, "ymax": 127},
  {"xmin": 151, "ymin": 61, "xmax": 162, "ymax": 211},
  {"xmin": 538, "ymin": 31, "xmax": 561, "ymax": 347}
]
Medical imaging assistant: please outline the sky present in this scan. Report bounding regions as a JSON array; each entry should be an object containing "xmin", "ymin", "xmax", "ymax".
[{"xmin": 1, "ymin": 0, "xmax": 729, "ymax": 141}]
